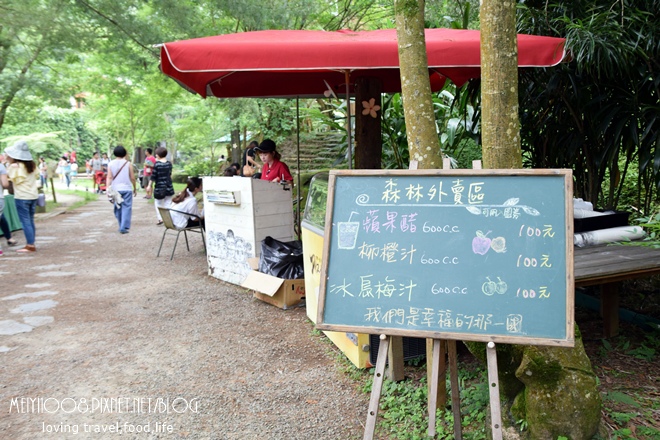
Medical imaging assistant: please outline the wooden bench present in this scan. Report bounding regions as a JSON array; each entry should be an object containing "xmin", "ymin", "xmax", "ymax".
[{"xmin": 574, "ymin": 244, "xmax": 660, "ymax": 337}]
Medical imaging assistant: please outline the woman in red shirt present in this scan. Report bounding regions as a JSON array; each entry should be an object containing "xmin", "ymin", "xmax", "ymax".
[{"xmin": 255, "ymin": 139, "xmax": 293, "ymax": 183}]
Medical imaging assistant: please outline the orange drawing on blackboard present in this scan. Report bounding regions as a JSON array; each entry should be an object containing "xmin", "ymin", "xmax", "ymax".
[
  {"xmin": 490, "ymin": 236, "xmax": 507, "ymax": 253},
  {"xmin": 472, "ymin": 231, "xmax": 507, "ymax": 255}
]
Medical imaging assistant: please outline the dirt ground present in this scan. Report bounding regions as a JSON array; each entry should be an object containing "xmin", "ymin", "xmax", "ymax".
[
  {"xmin": 0, "ymin": 190, "xmax": 367, "ymax": 439},
  {"xmin": 2, "ymin": 185, "xmax": 659, "ymax": 439}
]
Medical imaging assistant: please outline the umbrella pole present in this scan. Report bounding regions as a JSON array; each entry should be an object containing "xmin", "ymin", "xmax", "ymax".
[
  {"xmin": 345, "ymin": 70, "xmax": 353, "ymax": 169},
  {"xmin": 296, "ymin": 97, "xmax": 301, "ymax": 239}
]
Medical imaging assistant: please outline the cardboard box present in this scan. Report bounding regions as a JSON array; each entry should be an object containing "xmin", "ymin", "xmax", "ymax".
[
  {"xmin": 241, "ymin": 258, "xmax": 305, "ymax": 309},
  {"xmin": 574, "ymin": 211, "xmax": 630, "ymax": 233}
]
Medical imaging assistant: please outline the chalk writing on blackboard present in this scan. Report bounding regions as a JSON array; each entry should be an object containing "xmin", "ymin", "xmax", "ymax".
[{"xmin": 318, "ymin": 170, "xmax": 574, "ymax": 347}]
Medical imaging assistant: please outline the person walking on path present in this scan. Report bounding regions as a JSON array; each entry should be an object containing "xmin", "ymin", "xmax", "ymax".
[
  {"xmin": 150, "ymin": 146, "xmax": 175, "ymax": 225},
  {"xmin": 0, "ymin": 214, "xmax": 18, "ymax": 247},
  {"xmin": 106, "ymin": 145, "xmax": 136, "ymax": 234},
  {"xmin": 90, "ymin": 152, "xmax": 103, "ymax": 193},
  {"xmin": 38, "ymin": 157, "xmax": 48, "ymax": 188},
  {"xmin": 0, "ymin": 153, "xmax": 18, "ymax": 248},
  {"xmin": 142, "ymin": 148, "xmax": 156, "ymax": 199},
  {"xmin": 4, "ymin": 141, "xmax": 39, "ymax": 253},
  {"xmin": 0, "ymin": 158, "xmax": 11, "ymax": 256},
  {"xmin": 101, "ymin": 153, "xmax": 109, "ymax": 171},
  {"xmin": 58, "ymin": 156, "xmax": 71, "ymax": 188}
]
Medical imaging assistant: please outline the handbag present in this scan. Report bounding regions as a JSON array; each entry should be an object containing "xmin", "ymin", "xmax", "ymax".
[
  {"xmin": 107, "ymin": 187, "xmax": 124, "ymax": 205},
  {"xmin": 242, "ymin": 164, "xmax": 256, "ymax": 177},
  {"xmin": 107, "ymin": 161, "xmax": 129, "ymax": 204},
  {"xmin": 37, "ymin": 193, "xmax": 46, "ymax": 207},
  {"xmin": 153, "ymin": 187, "xmax": 167, "ymax": 200}
]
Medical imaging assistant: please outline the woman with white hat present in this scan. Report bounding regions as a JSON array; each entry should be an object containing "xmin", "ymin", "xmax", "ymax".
[{"xmin": 4, "ymin": 141, "xmax": 39, "ymax": 253}]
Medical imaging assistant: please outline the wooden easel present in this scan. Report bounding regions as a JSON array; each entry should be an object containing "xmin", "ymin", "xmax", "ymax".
[
  {"xmin": 363, "ymin": 335, "xmax": 464, "ymax": 440},
  {"xmin": 364, "ymin": 161, "xmax": 502, "ymax": 440},
  {"xmin": 362, "ymin": 335, "xmax": 503, "ymax": 440}
]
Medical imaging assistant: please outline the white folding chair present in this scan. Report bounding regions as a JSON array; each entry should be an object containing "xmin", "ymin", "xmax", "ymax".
[{"xmin": 156, "ymin": 207, "xmax": 206, "ymax": 260}]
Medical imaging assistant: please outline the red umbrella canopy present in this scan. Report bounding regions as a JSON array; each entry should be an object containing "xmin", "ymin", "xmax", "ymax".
[{"xmin": 160, "ymin": 28, "xmax": 566, "ymax": 98}]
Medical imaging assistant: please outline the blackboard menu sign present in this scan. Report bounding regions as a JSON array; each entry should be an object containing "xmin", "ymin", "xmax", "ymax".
[{"xmin": 316, "ymin": 169, "xmax": 574, "ymax": 346}]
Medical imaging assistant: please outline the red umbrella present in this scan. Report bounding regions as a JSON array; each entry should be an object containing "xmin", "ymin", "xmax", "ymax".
[
  {"xmin": 160, "ymin": 28, "xmax": 565, "ymax": 231},
  {"xmin": 160, "ymin": 28, "xmax": 566, "ymax": 98}
]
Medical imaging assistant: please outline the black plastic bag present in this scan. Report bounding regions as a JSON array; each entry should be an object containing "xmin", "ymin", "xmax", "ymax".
[{"xmin": 259, "ymin": 236, "xmax": 304, "ymax": 279}]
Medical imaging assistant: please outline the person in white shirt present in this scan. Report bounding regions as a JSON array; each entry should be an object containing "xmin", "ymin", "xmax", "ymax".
[
  {"xmin": 170, "ymin": 177, "xmax": 204, "ymax": 229},
  {"xmin": 106, "ymin": 145, "xmax": 136, "ymax": 234}
]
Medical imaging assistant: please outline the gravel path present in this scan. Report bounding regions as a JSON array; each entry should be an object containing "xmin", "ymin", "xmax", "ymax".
[{"xmin": 0, "ymin": 192, "xmax": 367, "ymax": 439}]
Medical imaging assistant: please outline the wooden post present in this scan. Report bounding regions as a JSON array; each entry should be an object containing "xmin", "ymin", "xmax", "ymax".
[
  {"xmin": 50, "ymin": 178, "xmax": 57, "ymax": 204},
  {"xmin": 427, "ymin": 339, "xmax": 442, "ymax": 437},
  {"xmin": 600, "ymin": 282, "xmax": 620, "ymax": 337},
  {"xmin": 426, "ymin": 339, "xmax": 447, "ymax": 413},
  {"xmin": 386, "ymin": 336, "xmax": 405, "ymax": 382},
  {"xmin": 354, "ymin": 77, "xmax": 383, "ymax": 170},
  {"xmin": 486, "ymin": 342, "xmax": 503, "ymax": 440},
  {"xmin": 364, "ymin": 335, "xmax": 390, "ymax": 440},
  {"xmin": 447, "ymin": 340, "xmax": 462, "ymax": 439}
]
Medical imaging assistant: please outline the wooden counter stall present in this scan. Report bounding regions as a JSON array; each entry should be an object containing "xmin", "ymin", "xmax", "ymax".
[{"xmin": 202, "ymin": 176, "xmax": 296, "ymax": 285}]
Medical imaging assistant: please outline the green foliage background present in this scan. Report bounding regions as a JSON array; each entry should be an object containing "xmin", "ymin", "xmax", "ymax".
[{"xmin": 0, "ymin": 0, "xmax": 657, "ymax": 210}]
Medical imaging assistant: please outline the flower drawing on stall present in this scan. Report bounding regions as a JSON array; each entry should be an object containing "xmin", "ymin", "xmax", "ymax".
[{"xmin": 361, "ymin": 98, "xmax": 381, "ymax": 118}]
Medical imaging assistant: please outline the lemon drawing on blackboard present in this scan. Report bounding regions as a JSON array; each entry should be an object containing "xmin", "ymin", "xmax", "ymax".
[{"xmin": 490, "ymin": 236, "xmax": 507, "ymax": 253}]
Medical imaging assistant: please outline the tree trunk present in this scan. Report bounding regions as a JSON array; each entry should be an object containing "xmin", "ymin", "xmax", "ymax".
[
  {"xmin": 394, "ymin": 0, "xmax": 443, "ymax": 169},
  {"xmin": 480, "ymin": 0, "xmax": 521, "ymax": 168},
  {"xmin": 354, "ymin": 77, "xmax": 383, "ymax": 169},
  {"xmin": 479, "ymin": 2, "xmax": 601, "ymax": 438}
]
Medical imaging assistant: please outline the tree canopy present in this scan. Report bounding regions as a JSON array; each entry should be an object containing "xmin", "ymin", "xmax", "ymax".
[
  {"xmin": 518, "ymin": 0, "xmax": 659, "ymax": 212},
  {"xmin": 1, "ymin": 0, "xmax": 657, "ymax": 213}
]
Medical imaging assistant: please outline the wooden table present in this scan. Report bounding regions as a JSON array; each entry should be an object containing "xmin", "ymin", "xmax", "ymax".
[{"xmin": 574, "ymin": 244, "xmax": 660, "ymax": 337}]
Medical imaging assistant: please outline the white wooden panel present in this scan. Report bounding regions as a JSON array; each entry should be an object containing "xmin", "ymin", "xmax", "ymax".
[
  {"xmin": 252, "ymin": 185, "xmax": 293, "ymax": 204},
  {"xmin": 256, "ymin": 225, "xmax": 295, "ymax": 243},
  {"xmin": 253, "ymin": 201, "xmax": 295, "ymax": 216},
  {"xmin": 255, "ymin": 212, "xmax": 296, "ymax": 230},
  {"xmin": 211, "ymin": 212, "xmax": 261, "ymax": 230}
]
